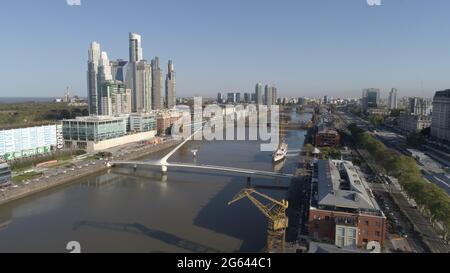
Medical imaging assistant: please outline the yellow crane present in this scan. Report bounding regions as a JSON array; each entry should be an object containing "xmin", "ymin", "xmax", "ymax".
[{"xmin": 228, "ymin": 188, "xmax": 289, "ymax": 253}]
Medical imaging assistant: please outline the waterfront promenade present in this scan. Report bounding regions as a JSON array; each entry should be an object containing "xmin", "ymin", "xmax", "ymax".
[{"xmin": 0, "ymin": 139, "xmax": 181, "ymax": 206}]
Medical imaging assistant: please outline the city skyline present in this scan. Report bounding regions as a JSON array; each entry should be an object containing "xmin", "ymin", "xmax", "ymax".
[{"xmin": 3, "ymin": 1, "xmax": 450, "ymax": 98}]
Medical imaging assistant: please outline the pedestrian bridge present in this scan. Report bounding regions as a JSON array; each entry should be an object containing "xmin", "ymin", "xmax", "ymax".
[
  {"xmin": 108, "ymin": 118, "xmax": 293, "ymax": 179},
  {"xmin": 108, "ymin": 160, "xmax": 293, "ymax": 179}
]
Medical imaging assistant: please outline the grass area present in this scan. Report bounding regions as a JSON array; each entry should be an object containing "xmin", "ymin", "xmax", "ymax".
[
  {"xmin": 12, "ymin": 171, "xmax": 43, "ymax": 183},
  {"xmin": 10, "ymin": 150, "xmax": 86, "ymax": 172},
  {"xmin": 0, "ymin": 101, "xmax": 88, "ymax": 129}
]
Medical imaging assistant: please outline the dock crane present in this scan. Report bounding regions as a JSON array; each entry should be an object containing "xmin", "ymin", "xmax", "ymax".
[{"xmin": 228, "ymin": 188, "xmax": 289, "ymax": 253}]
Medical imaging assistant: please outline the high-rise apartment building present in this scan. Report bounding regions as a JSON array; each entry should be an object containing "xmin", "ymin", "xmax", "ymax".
[
  {"xmin": 134, "ymin": 60, "xmax": 152, "ymax": 113},
  {"xmin": 87, "ymin": 42, "xmax": 101, "ymax": 115},
  {"xmin": 217, "ymin": 92, "xmax": 223, "ymax": 104},
  {"xmin": 100, "ymin": 80, "xmax": 131, "ymax": 116},
  {"xmin": 110, "ymin": 59, "xmax": 128, "ymax": 82},
  {"xmin": 165, "ymin": 60, "xmax": 176, "ymax": 109},
  {"xmin": 272, "ymin": 87, "xmax": 278, "ymax": 105},
  {"xmin": 388, "ymin": 88, "xmax": 398, "ymax": 110},
  {"xmin": 97, "ymin": 51, "xmax": 113, "ymax": 114},
  {"xmin": 151, "ymin": 57, "xmax": 163, "ymax": 110},
  {"xmin": 431, "ymin": 90, "xmax": 450, "ymax": 142},
  {"xmin": 265, "ymin": 85, "xmax": 273, "ymax": 106},
  {"xmin": 129, "ymin": 33, "xmax": 143, "ymax": 63},
  {"xmin": 255, "ymin": 83, "xmax": 264, "ymax": 105}
]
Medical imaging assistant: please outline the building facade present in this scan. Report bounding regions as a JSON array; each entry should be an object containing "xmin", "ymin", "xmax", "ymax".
[
  {"xmin": 315, "ymin": 129, "xmax": 341, "ymax": 148},
  {"xmin": 309, "ymin": 160, "xmax": 386, "ymax": 249},
  {"xmin": 398, "ymin": 114, "xmax": 432, "ymax": 134},
  {"xmin": 388, "ymin": 88, "xmax": 398, "ymax": 110},
  {"xmin": 151, "ymin": 57, "xmax": 163, "ymax": 110},
  {"xmin": 255, "ymin": 83, "xmax": 264, "ymax": 105},
  {"xmin": 87, "ymin": 42, "xmax": 101, "ymax": 115},
  {"xmin": 0, "ymin": 125, "xmax": 64, "ymax": 161},
  {"xmin": 361, "ymin": 88, "xmax": 380, "ymax": 111},
  {"xmin": 0, "ymin": 159, "xmax": 12, "ymax": 185},
  {"xmin": 165, "ymin": 60, "xmax": 176, "ymax": 109},
  {"xmin": 431, "ymin": 90, "xmax": 450, "ymax": 142}
]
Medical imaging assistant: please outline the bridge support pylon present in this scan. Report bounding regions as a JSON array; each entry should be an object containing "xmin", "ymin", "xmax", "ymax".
[{"xmin": 161, "ymin": 165, "xmax": 168, "ymax": 174}]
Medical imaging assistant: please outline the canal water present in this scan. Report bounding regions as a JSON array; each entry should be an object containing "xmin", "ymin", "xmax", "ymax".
[{"xmin": 0, "ymin": 112, "xmax": 311, "ymax": 253}]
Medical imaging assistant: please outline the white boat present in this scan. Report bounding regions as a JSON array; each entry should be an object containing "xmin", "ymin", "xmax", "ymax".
[{"xmin": 273, "ymin": 142, "xmax": 288, "ymax": 163}]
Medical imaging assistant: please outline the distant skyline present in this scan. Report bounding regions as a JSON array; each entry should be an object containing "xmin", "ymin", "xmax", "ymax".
[{"xmin": 2, "ymin": 0, "xmax": 450, "ymax": 98}]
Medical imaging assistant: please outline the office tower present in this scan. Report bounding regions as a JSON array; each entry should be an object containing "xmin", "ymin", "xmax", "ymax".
[
  {"xmin": 126, "ymin": 33, "xmax": 145, "ymax": 112},
  {"xmin": 217, "ymin": 92, "xmax": 223, "ymax": 104},
  {"xmin": 87, "ymin": 42, "xmax": 101, "ymax": 115},
  {"xmin": 388, "ymin": 88, "xmax": 398, "ymax": 110},
  {"xmin": 165, "ymin": 60, "xmax": 176, "ymax": 109},
  {"xmin": 129, "ymin": 33, "xmax": 143, "ymax": 63},
  {"xmin": 227, "ymin": 93, "xmax": 237, "ymax": 104},
  {"xmin": 97, "ymin": 51, "xmax": 113, "ymax": 114},
  {"xmin": 255, "ymin": 83, "xmax": 264, "ymax": 105},
  {"xmin": 431, "ymin": 90, "xmax": 450, "ymax": 142},
  {"xmin": 251, "ymin": 93, "xmax": 256, "ymax": 102},
  {"xmin": 151, "ymin": 57, "xmax": 163, "ymax": 110},
  {"xmin": 408, "ymin": 97, "xmax": 432, "ymax": 116},
  {"xmin": 323, "ymin": 96, "xmax": 329, "ymax": 105},
  {"xmin": 272, "ymin": 87, "xmax": 278, "ymax": 105},
  {"xmin": 244, "ymin": 93, "xmax": 251, "ymax": 103},
  {"xmin": 235, "ymin": 93, "xmax": 241, "ymax": 103},
  {"xmin": 361, "ymin": 88, "xmax": 380, "ymax": 111},
  {"xmin": 111, "ymin": 59, "xmax": 128, "ymax": 82},
  {"xmin": 265, "ymin": 85, "xmax": 273, "ymax": 106},
  {"xmin": 133, "ymin": 60, "xmax": 152, "ymax": 113}
]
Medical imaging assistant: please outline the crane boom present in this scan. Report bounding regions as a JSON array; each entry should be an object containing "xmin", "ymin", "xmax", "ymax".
[{"xmin": 228, "ymin": 187, "xmax": 289, "ymax": 253}]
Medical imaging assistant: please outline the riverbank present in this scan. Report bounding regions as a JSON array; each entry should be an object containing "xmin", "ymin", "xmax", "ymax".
[{"xmin": 0, "ymin": 139, "xmax": 181, "ymax": 206}]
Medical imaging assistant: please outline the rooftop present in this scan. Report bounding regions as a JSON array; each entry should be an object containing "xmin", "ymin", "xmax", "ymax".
[{"xmin": 314, "ymin": 160, "xmax": 382, "ymax": 214}]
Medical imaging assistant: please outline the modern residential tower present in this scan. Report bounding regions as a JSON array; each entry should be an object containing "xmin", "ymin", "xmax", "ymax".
[
  {"xmin": 87, "ymin": 42, "xmax": 101, "ymax": 115},
  {"xmin": 388, "ymin": 88, "xmax": 398, "ymax": 110},
  {"xmin": 151, "ymin": 57, "xmax": 163, "ymax": 110},
  {"xmin": 165, "ymin": 60, "xmax": 176, "ymax": 109},
  {"xmin": 255, "ymin": 83, "xmax": 264, "ymax": 105}
]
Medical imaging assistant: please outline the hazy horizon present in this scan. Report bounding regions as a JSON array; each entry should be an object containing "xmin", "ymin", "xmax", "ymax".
[{"xmin": 2, "ymin": 0, "xmax": 450, "ymax": 98}]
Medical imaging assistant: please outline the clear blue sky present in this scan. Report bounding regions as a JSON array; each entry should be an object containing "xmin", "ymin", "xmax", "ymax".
[{"xmin": 1, "ymin": 0, "xmax": 450, "ymax": 98}]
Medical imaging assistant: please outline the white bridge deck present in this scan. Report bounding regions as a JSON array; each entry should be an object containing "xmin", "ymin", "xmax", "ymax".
[{"xmin": 109, "ymin": 160, "xmax": 293, "ymax": 179}]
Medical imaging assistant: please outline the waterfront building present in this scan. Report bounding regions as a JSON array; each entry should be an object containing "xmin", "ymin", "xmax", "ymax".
[
  {"xmin": 62, "ymin": 116, "xmax": 156, "ymax": 152},
  {"xmin": 388, "ymin": 88, "xmax": 398, "ymax": 110},
  {"xmin": 0, "ymin": 159, "xmax": 11, "ymax": 185},
  {"xmin": 315, "ymin": 128, "xmax": 341, "ymax": 148},
  {"xmin": 87, "ymin": 42, "xmax": 101, "ymax": 115},
  {"xmin": 431, "ymin": 89, "xmax": 450, "ymax": 143},
  {"xmin": 165, "ymin": 60, "xmax": 176, "ymax": 109},
  {"xmin": 309, "ymin": 160, "xmax": 386, "ymax": 249},
  {"xmin": 151, "ymin": 57, "xmax": 163, "ymax": 110},
  {"xmin": 128, "ymin": 113, "xmax": 157, "ymax": 133},
  {"xmin": 156, "ymin": 111, "xmax": 182, "ymax": 136},
  {"xmin": 0, "ymin": 125, "xmax": 64, "ymax": 161},
  {"xmin": 255, "ymin": 83, "xmax": 264, "ymax": 105}
]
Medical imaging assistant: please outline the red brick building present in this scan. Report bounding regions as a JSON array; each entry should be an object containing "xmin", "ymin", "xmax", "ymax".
[
  {"xmin": 309, "ymin": 160, "xmax": 386, "ymax": 249},
  {"xmin": 315, "ymin": 129, "xmax": 341, "ymax": 147}
]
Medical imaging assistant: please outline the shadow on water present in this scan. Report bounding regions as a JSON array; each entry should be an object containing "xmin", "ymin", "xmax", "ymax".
[
  {"xmin": 192, "ymin": 176, "xmax": 288, "ymax": 253},
  {"xmin": 73, "ymin": 221, "xmax": 221, "ymax": 253}
]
